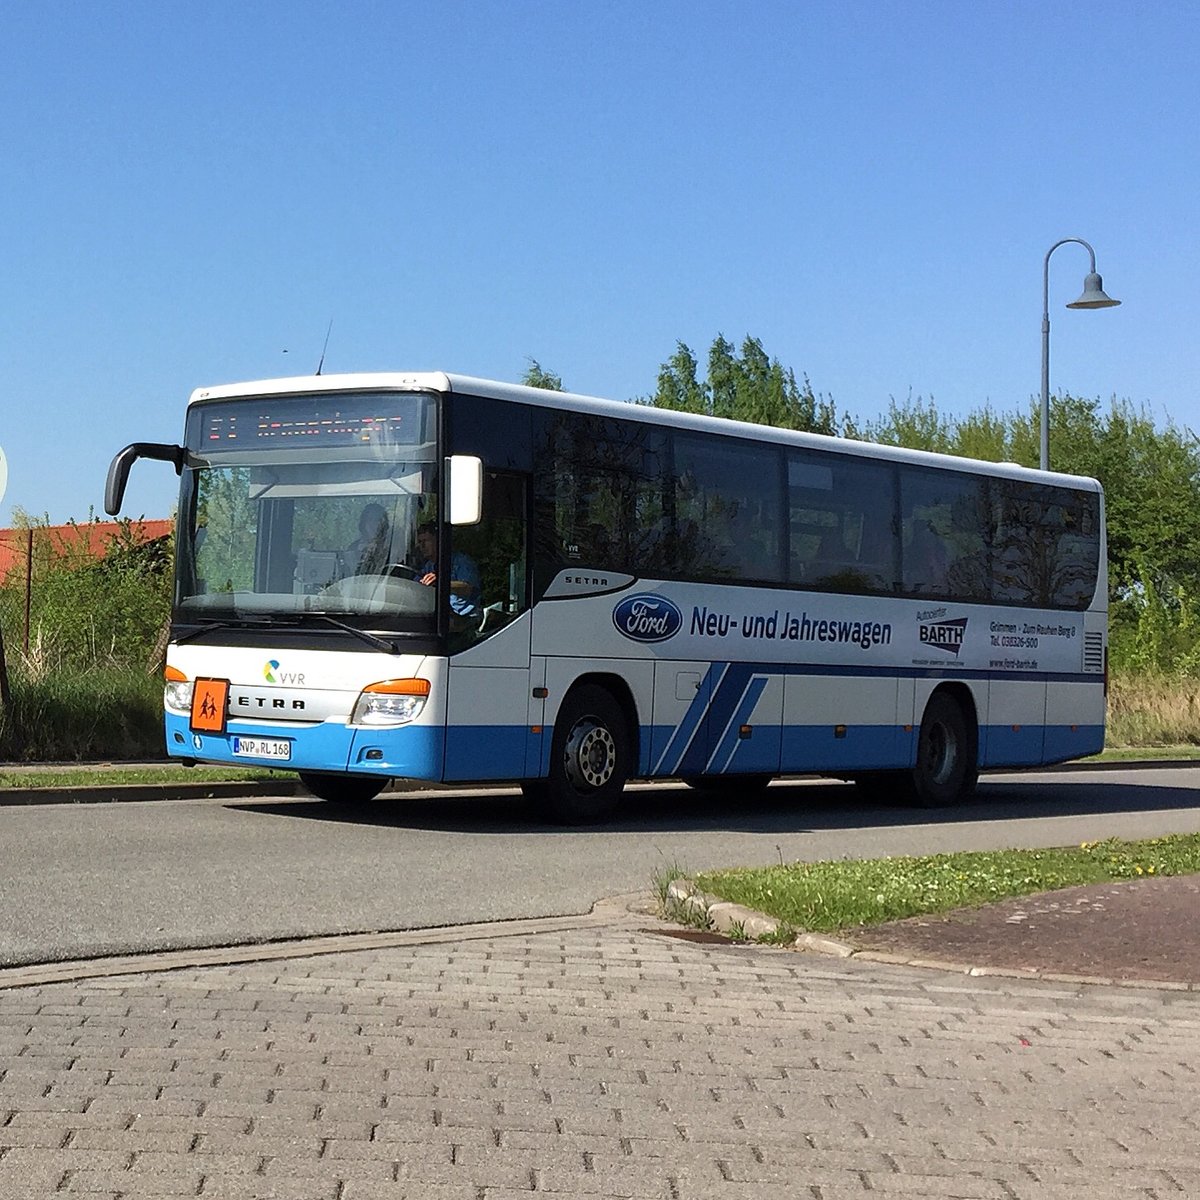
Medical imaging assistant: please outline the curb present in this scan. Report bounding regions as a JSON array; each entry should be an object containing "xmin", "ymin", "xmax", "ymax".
[{"xmin": 662, "ymin": 878, "xmax": 1200, "ymax": 992}]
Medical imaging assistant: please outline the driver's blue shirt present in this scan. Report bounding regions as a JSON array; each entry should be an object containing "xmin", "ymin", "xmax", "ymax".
[{"xmin": 419, "ymin": 551, "xmax": 481, "ymax": 616}]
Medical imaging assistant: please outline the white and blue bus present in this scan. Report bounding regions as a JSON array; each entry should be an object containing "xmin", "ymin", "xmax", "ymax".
[{"xmin": 106, "ymin": 371, "xmax": 1107, "ymax": 822}]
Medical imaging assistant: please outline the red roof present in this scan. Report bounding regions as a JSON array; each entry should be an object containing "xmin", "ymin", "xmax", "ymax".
[{"xmin": 0, "ymin": 520, "xmax": 173, "ymax": 579}]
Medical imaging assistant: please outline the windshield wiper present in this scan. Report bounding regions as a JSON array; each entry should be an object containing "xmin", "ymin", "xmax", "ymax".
[
  {"xmin": 294, "ymin": 613, "xmax": 401, "ymax": 654},
  {"xmin": 173, "ymin": 616, "xmax": 273, "ymax": 645}
]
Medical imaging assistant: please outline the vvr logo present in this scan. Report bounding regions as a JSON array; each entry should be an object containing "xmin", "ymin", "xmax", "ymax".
[
  {"xmin": 264, "ymin": 659, "xmax": 306, "ymax": 685},
  {"xmin": 920, "ymin": 617, "xmax": 968, "ymax": 655},
  {"xmin": 613, "ymin": 594, "xmax": 683, "ymax": 643}
]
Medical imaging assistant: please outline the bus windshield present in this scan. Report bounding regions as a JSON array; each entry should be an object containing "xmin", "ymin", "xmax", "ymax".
[{"xmin": 176, "ymin": 391, "xmax": 440, "ymax": 630}]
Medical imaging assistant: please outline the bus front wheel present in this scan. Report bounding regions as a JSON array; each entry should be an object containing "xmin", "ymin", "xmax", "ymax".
[
  {"xmin": 908, "ymin": 692, "xmax": 978, "ymax": 807},
  {"xmin": 299, "ymin": 771, "xmax": 389, "ymax": 804},
  {"xmin": 533, "ymin": 685, "xmax": 631, "ymax": 824}
]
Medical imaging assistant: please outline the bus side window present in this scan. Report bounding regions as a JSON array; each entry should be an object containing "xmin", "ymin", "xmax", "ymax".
[{"xmin": 451, "ymin": 471, "xmax": 527, "ymax": 645}]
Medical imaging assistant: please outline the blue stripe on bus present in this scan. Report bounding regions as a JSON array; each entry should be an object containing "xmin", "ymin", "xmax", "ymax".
[
  {"xmin": 647, "ymin": 658, "xmax": 1102, "ymax": 779},
  {"xmin": 709, "ymin": 675, "xmax": 771, "ymax": 773},
  {"xmin": 675, "ymin": 663, "xmax": 758, "ymax": 777},
  {"xmin": 652, "ymin": 662, "xmax": 725, "ymax": 775},
  {"xmin": 645, "ymin": 722, "xmax": 1104, "ymax": 777}
]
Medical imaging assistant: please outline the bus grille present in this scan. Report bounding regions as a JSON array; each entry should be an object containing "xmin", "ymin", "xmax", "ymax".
[{"xmin": 1083, "ymin": 631, "xmax": 1105, "ymax": 673}]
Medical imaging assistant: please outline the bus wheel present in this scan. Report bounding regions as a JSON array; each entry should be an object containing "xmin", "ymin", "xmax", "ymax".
[
  {"xmin": 683, "ymin": 774, "xmax": 773, "ymax": 795},
  {"xmin": 298, "ymin": 771, "xmax": 388, "ymax": 804},
  {"xmin": 909, "ymin": 693, "xmax": 978, "ymax": 807},
  {"xmin": 539, "ymin": 685, "xmax": 631, "ymax": 824}
]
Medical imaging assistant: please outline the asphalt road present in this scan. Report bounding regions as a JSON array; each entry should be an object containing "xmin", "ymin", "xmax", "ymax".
[{"xmin": 3, "ymin": 764, "xmax": 1200, "ymax": 967}]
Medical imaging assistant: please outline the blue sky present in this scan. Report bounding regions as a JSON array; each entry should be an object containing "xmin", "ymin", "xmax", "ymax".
[{"xmin": 2, "ymin": 1, "xmax": 1196, "ymax": 524}]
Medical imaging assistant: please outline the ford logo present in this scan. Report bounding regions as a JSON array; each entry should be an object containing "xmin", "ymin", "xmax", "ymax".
[{"xmin": 612, "ymin": 594, "xmax": 683, "ymax": 643}]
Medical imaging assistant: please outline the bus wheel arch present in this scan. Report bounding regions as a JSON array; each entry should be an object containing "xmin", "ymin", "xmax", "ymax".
[
  {"xmin": 909, "ymin": 685, "xmax": 979, "ymax": 807},
  {"xmin": 532, "ymin": 677, "xmax": 637, "ymax": 824}
]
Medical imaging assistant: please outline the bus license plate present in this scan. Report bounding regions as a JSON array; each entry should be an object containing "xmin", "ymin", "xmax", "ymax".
[{"xmin": 231, "ymin": 736, "xmax": 291, "ymax": 761}]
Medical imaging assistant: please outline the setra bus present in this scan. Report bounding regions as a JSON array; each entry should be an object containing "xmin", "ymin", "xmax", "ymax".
[{"xmin": 106, "ymin": 371, "xmax": 1107, "ymax": 822}]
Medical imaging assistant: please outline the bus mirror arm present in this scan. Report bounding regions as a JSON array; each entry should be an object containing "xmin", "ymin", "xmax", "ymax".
[{"xmin": 105, "ymin": 442, "xmax": 186, "ymax": 515}]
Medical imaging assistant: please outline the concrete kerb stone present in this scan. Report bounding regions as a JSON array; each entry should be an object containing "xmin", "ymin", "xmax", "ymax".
[{"xmin": 664, "ymin": 878, "xmax": 780, "ymax": 942}]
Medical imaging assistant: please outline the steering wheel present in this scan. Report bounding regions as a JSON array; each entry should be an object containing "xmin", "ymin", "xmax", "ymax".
[{"xmin": 381, "ymin": 562, "xmax": 420, "ymax": 580}]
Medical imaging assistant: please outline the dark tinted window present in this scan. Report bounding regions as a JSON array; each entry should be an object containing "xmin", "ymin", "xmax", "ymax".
[
  {"xmin": 447, "ymin": 393, "xmax": 533, "ymax": 471},
  {"xmin": 533, "ymin": 410, "xmax": 670, "ymax": 588},
  {"xmin": 899, "ymin": 467, "xmax": 991, "ymax": 602},
  {"xmin": 992, "ymin": 480, "xmax": 1099, "ymax": 609},
  {"xmin": 672, "ymin": 435, "xmax": 785, "ymax": 583},
  {"xmin": 526, "ymin": 403, "xmax": 1101, "ymax": 610},
  {"xmin": 788, "ymin": 451, "xmax": 897, "ymax": 593}
]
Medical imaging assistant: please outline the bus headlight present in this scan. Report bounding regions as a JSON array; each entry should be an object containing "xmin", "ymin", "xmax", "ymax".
[
  {"xmin": 164, "ymin": 665, "xmax": 193, "ymax": 715},
  {"xmin": 351, "ymin": 678, "xmax": 431, "ymax": 726}
]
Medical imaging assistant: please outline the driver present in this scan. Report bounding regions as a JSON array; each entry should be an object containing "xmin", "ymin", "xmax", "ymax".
[{"xmin": 415, "ymin": 523, "xmax": 481, "ymax": 618}]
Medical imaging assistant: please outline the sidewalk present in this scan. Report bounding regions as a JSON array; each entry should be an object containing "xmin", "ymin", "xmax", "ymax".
[{"xmin": 2, "ymin": 899, "xmax": 1199, "ymax": 1200}]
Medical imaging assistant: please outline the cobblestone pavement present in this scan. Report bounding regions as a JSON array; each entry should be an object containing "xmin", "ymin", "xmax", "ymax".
[{"xmin": 2, "ymin": 901, "xmax": 1199, "ymax": 1199}]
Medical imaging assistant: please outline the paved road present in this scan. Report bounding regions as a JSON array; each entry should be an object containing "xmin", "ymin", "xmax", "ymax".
[
  {"xmin": 3, "ymin": 765, "xmax": 1200, "ymax": 967},
  {"xmin": 2, "ymin": 901, "xmax": 1198, "ymax": 1199}
]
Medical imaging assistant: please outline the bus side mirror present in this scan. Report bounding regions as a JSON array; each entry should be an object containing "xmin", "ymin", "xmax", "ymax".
[
  {"xmin": 447, "ymin": 455, "xmax": 483, "ymax": 525},
  {"xmin": 105, "ymin": 442, "xmax": 186, "ymax": 515}
]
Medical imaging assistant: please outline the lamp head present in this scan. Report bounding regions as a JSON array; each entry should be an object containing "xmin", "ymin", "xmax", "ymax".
[{"xmin": 1067, "ymin": 272, "xmax": 1121, "ymax": 309}]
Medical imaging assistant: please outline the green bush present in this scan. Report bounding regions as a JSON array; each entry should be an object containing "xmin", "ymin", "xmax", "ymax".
[{"xmin": 0, "ymin": 516, "xmax": 172, "ymax": 760}]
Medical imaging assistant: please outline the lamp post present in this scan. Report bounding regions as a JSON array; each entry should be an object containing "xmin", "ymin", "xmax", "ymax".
[{"xmin": 1041, "ymin": 238, "xmax": 1120, "ymax": 471}]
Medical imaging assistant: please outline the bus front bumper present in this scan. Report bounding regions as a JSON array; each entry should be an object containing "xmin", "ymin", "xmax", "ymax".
[{"xmin": 165, "ymin": 713, "xmax": 445, "ymax": 779}]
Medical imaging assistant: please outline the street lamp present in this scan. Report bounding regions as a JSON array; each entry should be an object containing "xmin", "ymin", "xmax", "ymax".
[{"xmin": 1041, "ymin": 238, "xmax": 1120, "ymax": 470}]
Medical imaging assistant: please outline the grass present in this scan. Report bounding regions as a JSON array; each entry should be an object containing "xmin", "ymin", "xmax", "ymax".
[
  {"xmin": 0, "ymin": 764, "xmax": 290, "ymax": 790},
  {"xmin": 690, "ymin": 835, "xmax": 1200, "ymax": 936},
  {"xmin": 0, "ymin": 666, "xmax": 165, "ymax": 761},
  {"xmin": 1106, "ymin": 672, "xmax": 1200, "ymax": 748}
]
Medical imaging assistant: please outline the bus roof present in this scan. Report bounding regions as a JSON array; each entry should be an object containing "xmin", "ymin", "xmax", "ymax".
[{"xmin": 187, "ymin": 370, "xmax": 1103, "ymax": 493}]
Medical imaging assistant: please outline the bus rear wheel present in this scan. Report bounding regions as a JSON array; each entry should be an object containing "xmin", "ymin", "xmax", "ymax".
[
  {"xmin": 533, "ymin": 685, "xmax": 631, "ymax": 824},
  {"xmin": 907, "ymin": 692, "xmax": 978, "ymax": 807},
  {"xmin": 298, "ymin": 771, "xmax": 388, "ymax": 804}
]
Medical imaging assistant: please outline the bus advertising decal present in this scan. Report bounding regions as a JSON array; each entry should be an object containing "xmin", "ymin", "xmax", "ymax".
[
  {"xmin": 612, "ymin": 594, "xmax": 684, "ymax": 643},
  {"xmin": 918, "ymin": 616, "xmax": 968, "ymax": 655},
  {"xmin": 688, "ymin": 605, "xmax": 892, "ymax": 651},
  {"xmin": 612, "ymin": 595, "xmax": 892, "ymax": 652}
]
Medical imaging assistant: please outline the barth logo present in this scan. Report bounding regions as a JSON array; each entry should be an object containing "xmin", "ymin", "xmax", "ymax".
[
  {"xmin": 919, "ymin": 616, "xmax": 968, "ymax": 655},
  {"xmin": 612, "ymin": 594, "xmax": 683, "ymax": 643}
]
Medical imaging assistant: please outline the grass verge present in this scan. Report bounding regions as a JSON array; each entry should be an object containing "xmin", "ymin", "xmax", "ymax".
[
  {"xmin": 0, "ymin": 765, "xmax": 291, "ymax": 790},
  {"xmin": 692, "ymin": 835, "xmax": 1200, "ymax": 935}
]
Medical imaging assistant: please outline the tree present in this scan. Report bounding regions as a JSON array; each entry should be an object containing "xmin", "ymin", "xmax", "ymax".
[
  {"xmin": 646, "ymin": 334, "xmax": 840, "ymax": 434},
  {"xmin": 522, "ymin": 360, "xmax": 563, "ymax": 391},
  {"xmin": 647, "ymin": 342, "xmax": 707, "ymax": 414}
]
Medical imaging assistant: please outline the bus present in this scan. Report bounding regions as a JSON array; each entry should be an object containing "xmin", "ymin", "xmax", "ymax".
[{"xmin": 106, "ymin": 371, "xmax": 1107, "ymax": 823}]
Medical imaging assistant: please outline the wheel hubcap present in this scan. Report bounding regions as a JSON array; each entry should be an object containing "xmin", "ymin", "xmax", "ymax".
[
  {"xmin": 564, "ymin": 718, "xmax": 616, "ymax": 790},
  {"xmin": 925, "ymin": 722, "xmax": 955, "ymax": 785}
]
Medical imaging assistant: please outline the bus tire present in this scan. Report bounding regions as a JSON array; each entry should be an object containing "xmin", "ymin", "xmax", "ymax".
[
  {"xmin": 683, "ymin": 774, "xmax": 773, "ymax": 796},
  {"xmin": 908, "ymin": 692, "xmax": 978, "ymax": 807},
  {"xmin": 537, "ymin": 685, "xmax": 631, "ymax": 824},
  {"xmin": 298, "ymin": 771, "xmax": 388, "ymax": 804}
]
